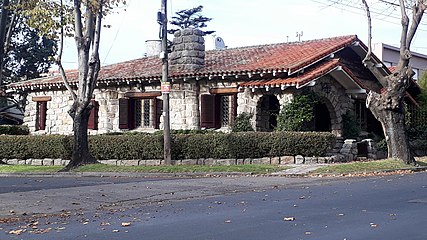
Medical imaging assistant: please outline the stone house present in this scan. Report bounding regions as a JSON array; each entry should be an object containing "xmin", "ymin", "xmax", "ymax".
[{"xmin": 6, "ymin": 29, "xmax": 417, "ymax": 137}]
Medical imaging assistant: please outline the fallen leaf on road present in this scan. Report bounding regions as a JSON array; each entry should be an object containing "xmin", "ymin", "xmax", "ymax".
[
  {"xmin": 121, "ymin": 222, "xmax": 132, "ymax": 227},
  {"xmin": 225, "ymin": 220, "xmax": 232, "ymax": 223},
  {"xmin": 284, "ymin": 217, "xmax": 295, "ymax": 221},
  {"xmin": 112, "ymin": 229, "xmax": 119, "ymax": 232},
  {"xmin": 370, "ymin": 223, "xmax": 378, "ymax": 228},
  {"xmin": 305, "ymin": 231, "xmax": 312, "ymax": 235},
  {"xmin": 9, "ymin": 229, "xmax": 24, "ymax": 235}
]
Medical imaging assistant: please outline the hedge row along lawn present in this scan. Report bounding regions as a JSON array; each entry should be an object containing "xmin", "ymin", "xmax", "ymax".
[
  {"xmin": 0, "ymin": 164, "xmax": 290, "ymax": 174},
  {"xmin": 0, "ymin": 131, "xmax": 336, "ymax": 160},
  {"xmin": 311, "ymin": 158, "xmax": 427, "ymax": 175}
]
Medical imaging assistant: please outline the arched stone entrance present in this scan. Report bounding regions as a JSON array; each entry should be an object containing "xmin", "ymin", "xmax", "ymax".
[
  {"xmin": 256, "ymin": 95, "xmax": 280, "ymax": 131},
  {"xmin": 314, "ymin": 101, "xmax": 332, "ymax": 132}
]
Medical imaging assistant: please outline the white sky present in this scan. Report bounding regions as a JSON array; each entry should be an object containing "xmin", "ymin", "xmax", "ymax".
[{"xmin": 61, "ymin": 0, "xmax": 427, "ymax": 69}]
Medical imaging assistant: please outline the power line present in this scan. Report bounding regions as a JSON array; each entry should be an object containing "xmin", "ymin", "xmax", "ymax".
[
  {"xmin": 102, "ymin": 0, "xmax": 132, "ymax": 65},
  {"xmin": 310, "ymin": 0, "xmax": 427, "ymax": 32}
]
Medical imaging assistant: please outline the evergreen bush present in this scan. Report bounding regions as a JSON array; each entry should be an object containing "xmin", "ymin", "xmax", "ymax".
[
  {"xmin": 0, "ymin": 125, "xmax": 29, "ymax": 135},
  {"xmin": 0, "ymin": 131, "xmax": 336, "ymax": 160},
  {"xmin": 231, "ymin": 112, "xmax": 254, "ymax": 132},
  {"xmin": 276, "ymin": 93, "xmax": 319, "ymax": 131}
]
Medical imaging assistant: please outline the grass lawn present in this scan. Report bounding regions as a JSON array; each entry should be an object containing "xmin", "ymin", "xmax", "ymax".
[
  {"xmin": 0, "ymin": 163, "xmax": 290, "ymax": 174},
  {"xmin": 311, "ymin": 158, "xmax": 427, "ymax": 175},
  {"xmin": 0, "ymin": 165, "xmax": 63, "ymax": 173}
]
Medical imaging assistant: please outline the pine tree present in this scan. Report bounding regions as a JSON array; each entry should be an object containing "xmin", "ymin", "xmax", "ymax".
[{"xmin": 169, "ymin": 5, "xmax": 215, "ymax": 35}]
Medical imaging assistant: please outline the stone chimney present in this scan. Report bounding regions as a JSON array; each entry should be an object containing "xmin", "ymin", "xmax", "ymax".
[{"xmin": 170, "ymin": 28, "xmax": 205, "ymax": 71}]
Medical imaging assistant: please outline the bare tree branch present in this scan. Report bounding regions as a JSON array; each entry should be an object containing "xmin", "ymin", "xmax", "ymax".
[
  {"xmin": 57, "ymin": 0, "xmax": 77, "ymax": 101},
  {"xmin": 406, "ymin": 1, "xmax": 426, "ymax": 48},
  {"xmin": 361, "ymin": 0, "xmax": 388, "ymax": 87}
]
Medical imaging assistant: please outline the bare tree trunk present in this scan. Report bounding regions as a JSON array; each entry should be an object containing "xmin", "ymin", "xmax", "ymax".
[
  {"xmin": 367, "ymin": 90, "xmax": 414, "ymax": 164},
  {"xmin": 62, "ymin": 104, "xmax": 97, "ymax": 170}
]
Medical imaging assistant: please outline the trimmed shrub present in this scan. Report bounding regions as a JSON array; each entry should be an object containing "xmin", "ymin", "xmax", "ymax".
[
  {"xmin": 0, "ymin": 131, "xmax": 336, "ymax": 161},
  {"xmin": 89, "ymin": 134, "xmax": 163, "ymax": 160},
  {"xmin": 231, "ymin": 112, "xmax": 254, "ymax": 132},
  {"xmin": 0, "ymin": 135, "xmax": 70, "ymax": 159},
  {"xmin": 276, "ymin": 93, "xmax": 319, "ymax": 131},
  {"xmin": 0, "ymin": 125, "xmax": 29, "ymax": 135},
  {"xmin": 342, "ymin": 111, "xmax": 361, "ymax": 139}
]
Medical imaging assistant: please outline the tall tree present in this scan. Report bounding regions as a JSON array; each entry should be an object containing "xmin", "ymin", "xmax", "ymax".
[
  {"xmin": 21, "ymin": 0, "xmax": 125, "ymax": 170},
  {"xmin": 3, "ymin": 19, "xmax": 56, "ymax": 83},
  {"xmin": 361, "ymin": 0, "xmax": 425, "ymax": 164},
  {"xmin": 169, "ymin": 5, "xmax": 215, "ymax": 35}
]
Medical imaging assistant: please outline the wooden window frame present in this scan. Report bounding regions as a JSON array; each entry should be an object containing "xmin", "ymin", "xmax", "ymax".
[
  {"xmin": 201, "ymin": 93, "xmax": 238, "ymax": 129},
  {"xmin": 35, "ymin": 101, "xmax": 47, "ymax": 131},
  {"xmin": 88, "ymin": 100, "xmax": 99, "ymax": 130},
  {"xmin": 119, "ymin": 96, "xmax": 161, "ymax": 130}
]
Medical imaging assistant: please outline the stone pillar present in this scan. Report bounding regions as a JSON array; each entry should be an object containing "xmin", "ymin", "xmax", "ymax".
[{"xmin": 170, "ymin": 28, "xmax": 205, "ymax": 72}]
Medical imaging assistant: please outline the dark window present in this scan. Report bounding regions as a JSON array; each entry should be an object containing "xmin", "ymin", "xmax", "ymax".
[
  {"xmin": 119, "ymin": 97, "xmax": 161, "ymax": 130},
  {"xmin": 35, "ymin": 101, "xmax": 47, "ymax": 131},
  {"xmin": 88, "ymin": 100, "xmax": 99, "ymax": 130},
  {"xmin": 201, "ymin": 94, "xmax": 237, "ymax": 129},
  {"xmin": 143, "ymin": 99, "xmax": 150, "ymax": 127},
  {"xmin": 119, "ymin": 98, "xmax": 130, "ymax": 129}
]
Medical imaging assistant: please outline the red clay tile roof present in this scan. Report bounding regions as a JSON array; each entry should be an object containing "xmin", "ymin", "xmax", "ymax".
[
  {"xmin": 7, "ymin": 35, "xmax": 359, "ymax": 90},
  {"xmin": 238, "ymin": 58, "xmax": 366, "ymax": 89}
]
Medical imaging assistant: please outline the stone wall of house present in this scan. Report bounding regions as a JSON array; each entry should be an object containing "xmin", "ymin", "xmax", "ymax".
[
  {"xmin": 169, "ymin": 81, "xmax": 200, "ymax": 130},
  {"xmin": 24, "ymin": 90, "xmax": 73, "ymax": 134},
  {"xmin": 311, "ymin": 75, "xmax": 354, "ymax": 137},
  {"xmin": 237, "ymin": 88, "xmax": 294, "ymax": 131}
]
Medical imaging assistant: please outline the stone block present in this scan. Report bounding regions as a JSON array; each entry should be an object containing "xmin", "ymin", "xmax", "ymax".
[
  {"xmin": 203, "ymin": 158, "xmax": 215, "ymax": 166},
  {"xmin": 32, "ymin": 159, "xmax": 43, "ymax": 166},
  {"xmin": 280, "ymin": 156, "xmax": 294, "ymax": 165},
  {"xmin": 18, "ymin": 160, "xmax": 26, "ymax": 165},
  {"xmin": 304, "ymin": 157, "xmax": 318, "ymax": 164},
  {"xmin": 7, "ymin": 159, "xmax": 18, "ymax": 165},
  {"xmin": 216, "ymin": 159, "xmax": 235, "ymax": 166},
  {"xmin": 271, "ymin": 157, "xmax": 280, "ymax": 165},
  {"xmin": 43, "ymin": 159, "xmax": 54, "ymax": 166},
  {"xmin": 119, "ymin": 160, "xmax": 140, "ymax": 166},
  {"xmin": 243, "ymin": 159, "xmax": 252, "ymax": 165},
  {"xmin": 252, "ymin": 157, "xmax": 270, "ymax": 165},
  {"xmin": 25, "ymin": 159, "xmax": 33, "ymax": 165},
  {"xmin": 61, "ymin": 160, "xmax": 70, "ymax": 166},
  {"xmin": 145, "ymin": 160, "xmax": 161, "ymax": 166},
  {"xmin": 100, "ymin": 160, "xmax": 117, "ymax": 165},
  {"xmin": 53, "ymin": 159, "xmax": 62, "ymax": 166},
  {"xmin": 236, "ymin": 159, "xmax": 245, "ymax": 165},
  {"xmin": 295, "ymin": 155, "xmax": 304, "ymax": 164}
]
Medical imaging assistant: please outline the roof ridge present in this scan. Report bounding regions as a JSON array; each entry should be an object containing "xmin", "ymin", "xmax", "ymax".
[{"xmin": 205, "ymin": 35, "xmax": 358, "ymax": 53}]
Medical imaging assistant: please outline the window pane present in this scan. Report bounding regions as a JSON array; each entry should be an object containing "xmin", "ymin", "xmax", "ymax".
[
  {"xmin": 221, "ymin": 95, "xmax": 230, "ymax": 127},
  {"xmin": 143, "ymin": 99, "xmax": 150, "ymax": 127}
]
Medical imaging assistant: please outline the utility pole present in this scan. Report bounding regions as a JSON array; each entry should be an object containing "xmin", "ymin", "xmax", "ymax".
[{"xmin": 159, "ymin": 0, "xmax": 171, "ymax": 165}]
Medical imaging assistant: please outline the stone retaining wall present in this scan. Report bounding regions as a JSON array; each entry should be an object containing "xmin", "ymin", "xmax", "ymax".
[{"xmin": 1, "ymin": 155, "xmax": 337, "ymax": 167}]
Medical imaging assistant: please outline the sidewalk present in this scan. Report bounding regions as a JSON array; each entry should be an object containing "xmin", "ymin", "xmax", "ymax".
[{"xmin": 272, "ymin": 164, "xmax": 329, "ymax": 176}]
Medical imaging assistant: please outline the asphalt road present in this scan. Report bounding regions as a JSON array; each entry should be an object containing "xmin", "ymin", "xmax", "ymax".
[{"xmin": 1, "ymin": 173, "xmax": 426, "ymax": 240}]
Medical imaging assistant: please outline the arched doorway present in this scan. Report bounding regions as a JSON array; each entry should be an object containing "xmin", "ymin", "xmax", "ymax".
[
  {"xmin": 256, "ymin": 95, "xmax": 280, "ymax": 131},
  {"xmin": 314, "ymin": 102, "xmax": 332, "ymax": 132}
]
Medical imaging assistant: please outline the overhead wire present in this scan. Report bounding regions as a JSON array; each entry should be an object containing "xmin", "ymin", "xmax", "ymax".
[{"xmin": 102, "ymin": 0, "xmax": 132, "ymax": 65}]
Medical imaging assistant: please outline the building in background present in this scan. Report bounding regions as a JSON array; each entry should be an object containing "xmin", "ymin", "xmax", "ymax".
[{"xmin": 373, "ymin": 43, "xmax": 427, "ymax": 80}]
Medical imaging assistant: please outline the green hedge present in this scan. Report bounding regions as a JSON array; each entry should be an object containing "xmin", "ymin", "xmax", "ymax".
[
  {"xmin": 0, "ymin": 132, "xmax": 336, "ymax": 160},
  {"xmin": 0, "ymin": 125, "xmax": 29, "ymax": 135}
]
